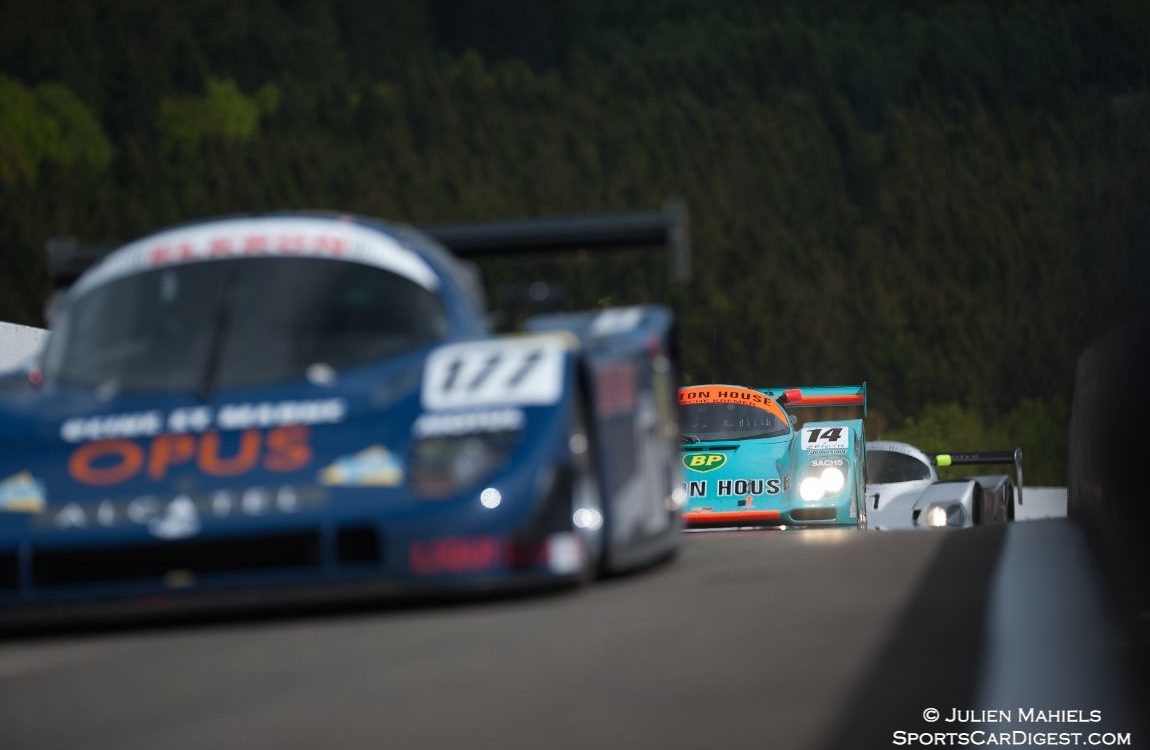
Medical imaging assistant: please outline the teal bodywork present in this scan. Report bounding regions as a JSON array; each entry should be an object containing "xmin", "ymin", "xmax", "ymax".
[{"xmin": 680, "ymin": 384, "xmax": 868, "ymax": 527}]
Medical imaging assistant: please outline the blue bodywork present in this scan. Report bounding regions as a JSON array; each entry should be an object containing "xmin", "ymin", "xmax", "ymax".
[
  {"xmin": 679, "ymin": 384, "xmax": 867, "ymax": 528},
  {"xmin": 0, "ymin": 214, "xmax": 683, "ymax": 621}
]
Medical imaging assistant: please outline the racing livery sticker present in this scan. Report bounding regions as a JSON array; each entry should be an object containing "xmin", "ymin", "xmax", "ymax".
[
  {"xmin": 76, "ymin": 217, "xmax": 441, "ymax": 294},
  {"xmin": 679, "ymin": 385, "xmax": 789, "ymax": 422},
  {"xmin": 67, "ymin": 426, "xmax": 313, "ymax": 486},
  {"xmin": 409, "ymin": 536, "xmax": 505, "ymax": 575},
  {"xmin": 801, "ymin": 426, "xmax": 849, "ymax": 452},
  {"xmin": 715, "ymin": 477, "xmax": 790, "ymax": 496},
  {"xmin": 683, "ymin": 480, "xmax": 707, "ymax": 498},
  {"xmin": 595, "ymin": 363, "xmax": 637, "ymax": 416},
  {"xmin": 412, "ymin": 408, "xmax": 525, "ymax": 438},
  {"xmin": 320, "ymin": 446, "xmax": 404, "ymax": 487},
  {"xmin": 60, "ymin": 398, "xmax": 346, "ymax": 442},
  {"xmin": 0, "ymin": 471, "xmax": 46, "ymax": 513},
  {"xmin": 682, "ymin": 453, "xmax": 727, "ymax": 472},
  {"xmin": 422, "ymin": 337, "xmax": 566, "ymax": 410},
  {"xmin": 41, "ymin": 485, "xmax": 321, "ymax": 537},
  {"xmin": 590, "ymin": 307, "xmax": 644, "ymax": 337},
  {"xmin": 680, "ymin": 476, "xmax": 791, "ymax": 498}
]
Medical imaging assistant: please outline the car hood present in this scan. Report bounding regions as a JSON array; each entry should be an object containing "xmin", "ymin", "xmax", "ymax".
[
  {"xmin": 0, "ymin": 352, "xmax": 436, "ymax": 536},
  {"xmin": 680, "ymin": 435, "xmax": 794, "ymax": 511}
]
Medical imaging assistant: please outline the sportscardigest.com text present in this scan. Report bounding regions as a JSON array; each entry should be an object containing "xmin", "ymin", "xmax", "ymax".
[
  {"xmin": 892, "ymin": 730, "xmax": 1131, "ymax": 746},
  {"xmin": 892, "ymin": 708, "xmax": 1133, "ymax": 747}
]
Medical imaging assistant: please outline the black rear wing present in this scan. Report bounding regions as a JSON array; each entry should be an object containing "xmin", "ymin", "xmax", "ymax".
[
  {"xmin": 45, "ymin": 238, "xmax": 118, "ymax": 288},
  {"xmin": 45, "ymin": 200, "xmax": 691, "ymax": 289},
  {"xmin": 929, "ymin": 448, "xmax": 1024, "ymax": 505},
  {"xmin": 424, "ymin": 200, "xmax": 690, "ymax": 282}
]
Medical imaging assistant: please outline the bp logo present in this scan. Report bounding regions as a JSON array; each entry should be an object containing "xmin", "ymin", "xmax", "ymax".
[{"xmin": 682, "ymin": 453, "xmax": 727, "ymax": 473}]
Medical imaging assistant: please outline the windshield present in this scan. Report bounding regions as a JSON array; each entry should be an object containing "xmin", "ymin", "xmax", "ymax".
[
  {"xmin": 867, "ymin": 450, "xmax": 932, "ymax": 483},
  {"xmin": 681, "ymin": 402, "xmax": 789, "ymax": 441},
  {"xmin": 44, "ymin": 257, "xmax": 447, "ymax": 393}
]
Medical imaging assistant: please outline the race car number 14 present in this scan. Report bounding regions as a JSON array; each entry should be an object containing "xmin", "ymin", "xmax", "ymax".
[{"xmin": 801, "ymin": 426, "xmax": 848, "ymax": 450}]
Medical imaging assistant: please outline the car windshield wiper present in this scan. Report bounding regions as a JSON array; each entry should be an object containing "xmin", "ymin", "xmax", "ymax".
[
  {"xmin": 680, "ymin": 434, "xmax": 703, "ymax": 444},
  {"xmin": 730, "ymin": 431, "xmax": 784, "ymax": 441},
  {"xmin": 196, "ymin": 269, "xmax": 238, "ymax": 401}
]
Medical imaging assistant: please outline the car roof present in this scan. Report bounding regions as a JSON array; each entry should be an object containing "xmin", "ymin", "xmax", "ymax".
[
  {"xmin": 866, "ymin": 440, "xmax": 934, "ymax": 466},
  {"xmin": 69, "ymin": 214, "xmax": 444, "ymax": 295}
]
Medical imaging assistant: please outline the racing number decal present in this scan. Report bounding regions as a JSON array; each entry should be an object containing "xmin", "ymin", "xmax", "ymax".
[
  {"xmin": 439, "ymin": 350, "xmax": 542, "ymax": 393},
  {"xmin": 422, "ymin": 339, "xmax": 565, "ymax": 409},
  {"xmin": 802, "ymin": 426, "xmax": 849, "ymax": 450}
]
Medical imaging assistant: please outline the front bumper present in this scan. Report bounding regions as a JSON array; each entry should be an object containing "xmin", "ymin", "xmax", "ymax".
[
  {"xmin": 0, "ymin": 472, "xmax": 591, "ymax": 625},
  {"xmin": 683, "ymin": 504, "xmax": 851, "ymax": 527}
]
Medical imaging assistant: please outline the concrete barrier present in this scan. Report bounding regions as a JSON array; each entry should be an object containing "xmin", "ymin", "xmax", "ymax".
[{"xmin": 1068, "ymin": 310, "xmax": 1150, "ymax": 702}]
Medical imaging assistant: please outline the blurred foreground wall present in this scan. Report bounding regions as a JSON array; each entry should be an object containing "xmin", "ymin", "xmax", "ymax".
[{"xmin": 1068, "ymin": 311, "xmax": 1150, "ymax": 686}]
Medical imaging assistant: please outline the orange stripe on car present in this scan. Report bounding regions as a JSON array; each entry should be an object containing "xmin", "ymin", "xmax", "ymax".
[{"xmin": 684, "ymin": 510, "xmax": 782, "ymax": 525}]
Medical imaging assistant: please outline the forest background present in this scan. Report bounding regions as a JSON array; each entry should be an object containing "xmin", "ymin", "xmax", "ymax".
[{"xmin": 1, "ymin": 0, "xmax": 1147, "ymax": 484}]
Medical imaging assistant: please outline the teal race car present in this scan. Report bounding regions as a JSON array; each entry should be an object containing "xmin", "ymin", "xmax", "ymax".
[{"xmin": 679, "ymin": 383, "xmax": 868, "ymax": 528}]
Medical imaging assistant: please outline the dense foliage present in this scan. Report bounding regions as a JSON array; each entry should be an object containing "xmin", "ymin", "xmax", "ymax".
[{"xmin": 1, "ymin": 0, "xmax": 1147, "ymax": 483}]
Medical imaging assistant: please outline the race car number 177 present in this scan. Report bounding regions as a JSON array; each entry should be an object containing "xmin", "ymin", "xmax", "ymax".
[{"xmin": 422, "ymin": 338, "xmax": 566, "ymax": 410}]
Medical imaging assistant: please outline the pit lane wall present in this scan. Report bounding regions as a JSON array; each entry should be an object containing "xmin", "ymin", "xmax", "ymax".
[{"xmin": 0, "ymin": 321, "xmax": 47, "ymax": 371}]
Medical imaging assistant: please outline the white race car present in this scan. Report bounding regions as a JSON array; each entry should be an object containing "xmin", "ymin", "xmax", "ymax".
[{"xmin": 865, "ymin": 441, "xmax": 1022, "ymax": 529}]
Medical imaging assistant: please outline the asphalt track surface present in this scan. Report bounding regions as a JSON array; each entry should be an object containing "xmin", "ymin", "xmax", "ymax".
[{"xmin": 0, "ymin": 520, "xmax": 1143, "ymax": 750}]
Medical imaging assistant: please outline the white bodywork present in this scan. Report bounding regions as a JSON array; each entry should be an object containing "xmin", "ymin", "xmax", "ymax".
[
  {"xmin": 866, "ymin": 440, "xmax": 992, "ymax": 529},
  {"xmin": 0, "ymin": 322, "xmax": 48, "ymax": 374}
]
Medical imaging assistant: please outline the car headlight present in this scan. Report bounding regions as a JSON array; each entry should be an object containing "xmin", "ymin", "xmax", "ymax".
[
  {"xmin": 820, "ymin": 466, "xmax": 845, "ymax": 493},
  {"xmin": 799, "ymin": 465, "xmax": 847, "ymax": 502},
  {"xmin": 410, "ymin": 431, "xmax": 520, "ymax": 498},
  {"xmin": 923, "ymin": 502, "xmax": 964, "ymax": 528},
  {"xmin": 799, "ymin": 477, "xmax": 826, "ymax": 502}
]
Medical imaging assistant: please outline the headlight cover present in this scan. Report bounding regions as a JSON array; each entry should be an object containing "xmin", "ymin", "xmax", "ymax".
[
  {"xmin": 799, "ymin": 477, "xmax": 826, "ymax": 502},
  {"xmin": 409, "ymin": 431, "xmax": 520, "ymax": 499},
  {"xmin": 923, "ymin": 502, "xmax": 964, "ymax": 528},
  {"xmin": 820, "ymin": 466, "xmax": 845, "ymax": 493},
  {"xmin": 799, "ymin": 466, "xmax": 847, "ymax": 502}
]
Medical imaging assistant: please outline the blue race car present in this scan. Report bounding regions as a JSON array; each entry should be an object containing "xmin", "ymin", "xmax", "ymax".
[
  {"xmin": 0, "ymin": 206, "xmax": 688, "ymax": 622},
  {"xmin": 679, "ymin": 383, "xmax": 868, "ymax": 528}
]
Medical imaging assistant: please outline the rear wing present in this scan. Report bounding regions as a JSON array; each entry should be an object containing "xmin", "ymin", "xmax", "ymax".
[
  {"xmin": 45, "ymin": 200, "xmax": 691, "ymax": 289},
  {"xmin": 424, "ymin": 200, "xmax": 690, "ymax": 282},
  {"xmin": 930, "ymin": 448, "xmax": 1024, "ymax": 506},
  {"xmin": 758, "ymin": 383, "xmax": 868, "ymax": 417}
]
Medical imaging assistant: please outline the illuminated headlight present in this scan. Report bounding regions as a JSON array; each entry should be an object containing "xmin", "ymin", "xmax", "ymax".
[
  {"xmin": 410, "ymin": 431, "xmax": 520, "ymax": 498},
  {"xmin": 799, "ymin": 477, "xmax": 826, "ymax": 502},
  {"xmin": 924, "ymin": 505, "xmax": 949, "ymax": 528},
  {"xmin": 479, "ymin": 487, "xmax": 502, "ymax": 509},
  {"xmin": 923, "ymin": 503, "xmax": 964, "ymax": 528},
  {"xmin": 799, "ymin": 466, "xmax": 846, "ymax": 502},
  {"xmin": 820, "ymin": 467, "xmax": 845, "ymax": 493}
]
